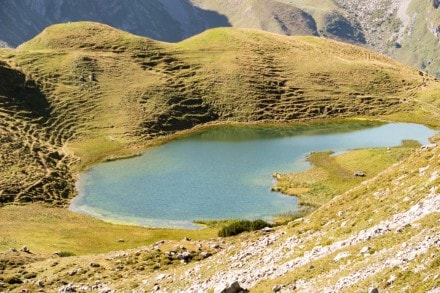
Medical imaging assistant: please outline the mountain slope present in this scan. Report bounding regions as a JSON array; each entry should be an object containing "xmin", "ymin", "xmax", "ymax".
[
  {"xmin": 0, "ymin": 0, "xmax": 231, "ymax": 46},
  {"xmin": 0, "ymin": 21, "xmax": 439, "ymax": 206},
  {"xmin": 334, "ymin": 0, "xmax": 440, "ymax": 77},
  {"xmin": 2, "ymin": 0, "xmax": 437, "ymax": 76},
  {"xmin": 0, "ymin": 0, "xmax": 362, "ymax": 46},
  {"xmin": 0, "ymin": 22, "xmax": 439, "ymax": 293}
]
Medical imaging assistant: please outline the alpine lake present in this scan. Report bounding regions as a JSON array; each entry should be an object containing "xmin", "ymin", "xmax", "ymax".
[{"xmin": 71, "ymin": 121, "xmax": 437, "ymax": 229}]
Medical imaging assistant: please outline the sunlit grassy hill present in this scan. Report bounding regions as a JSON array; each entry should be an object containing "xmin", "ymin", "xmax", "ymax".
[
  {"xmin": 0, "ymin": 21, "xmax": 439, "ymax": 206},
  {"xmin": 0, "ymin": 21, "xmax": 439, "ymax": 292}
]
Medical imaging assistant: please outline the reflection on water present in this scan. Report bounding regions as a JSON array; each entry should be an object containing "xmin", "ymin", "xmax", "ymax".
[{"xmin": 70, "ymin": 122, "xmax": 436, "ymax": 229}]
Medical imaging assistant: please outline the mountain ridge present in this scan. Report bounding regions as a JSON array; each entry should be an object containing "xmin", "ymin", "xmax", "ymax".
[{"xmin": 0, "ymin": 0, "xmax": 438, "ymax": 76}]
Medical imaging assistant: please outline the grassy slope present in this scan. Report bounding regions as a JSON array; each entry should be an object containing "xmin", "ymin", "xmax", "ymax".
[
  {"xmin": 0, "ymin": 21, "xmax": 439, "ymax": 291},
  {"xmin": 0, "ymin": 204, "xmax": 217, "ymax": 255},
  {"xmin": 395, "ymin": 0, "xmax": 440, "ymax": 77},
  {"xmin": 276, "ymin": 140, "xmax": 422, "ymax": 207},
  {"xmin": 0, "ymin": 21, "xmax": 437, "ymax": 207}
]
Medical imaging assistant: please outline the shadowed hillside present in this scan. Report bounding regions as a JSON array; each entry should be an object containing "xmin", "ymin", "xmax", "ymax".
[{"xmin": 0, "ymin": 21, "xmax": 439, "ymax": 205}]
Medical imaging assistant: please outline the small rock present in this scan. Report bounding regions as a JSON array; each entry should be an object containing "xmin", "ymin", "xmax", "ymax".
[
  {"xmin": 201, "ymin": 251, "xmax": 212, "ymax": 259},
  {"xmin": 118, "ymin": 239, "xmax": 125, "ymax": 242},
  {"xmin": 153, "ymin": 284, "xmax": 160, "ymax": 291},
  {"xmin": 272, "ymin": 172, "xmax": 282, "ymax": 179},
  {"xmin": 90, "ymin": 262, "xmax": 101, "ymax": 268},
  {"xmin": 221, "ymin": 281, "xmax": 248, "ymax": 293},
  {"xmin": 210, "ymin": 243, "xmax": 220, "ymax": 249},
  {"xmin": 421, "ymin": 143, "xmax": 437, "ymax": 150},
  {"xmin": 387, "ymin": 275, "xmax": 396, "ymax": 285},
  {"xmin": 178, "ymin": 251, "xmax": 192, "ymax": 262},
  {"xmin": 369, "ymin": 288, "xmax": 379, "ymax": 293},
  {"xmin": 183, "ymin": 237, "xmax": 191, "ymax": 241},
  {"xmin": 154, "ymin": 240, "xmax": 165, "ymax": 246},
  {"xmin": 156, "ymin": 274, "xmax": 170, "ymax": 281},
  {"xmin": 20, "ymin": 246, "xmax": 31, "ymax": 253},
  {"xmin": 360, "ymin": 246, "xmax": 370, "ymax": 254},
  {"xmin": 272, "ymin": 284, "xmax": 282, "ymax": 292},
  {"xmin": 354, "ymin": 170, "xmax": 366, "ymax": 177},
  {"xmin": 262, "ymin": 227, "xmax": 274, "ymax": 233},
  {"xmin": 36, "ymin": 280, "xmax": 45, "ymax": 287},
  {"xmin": 10, "ymin": 247, "xmax": 17, "ymax": 252},
  {"xmin": 333, "ymin": 252, "xmax": 350, "ymax": 262}
]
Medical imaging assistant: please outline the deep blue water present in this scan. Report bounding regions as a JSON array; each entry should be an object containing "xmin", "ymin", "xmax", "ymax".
[{"xmin": 70, "ymin": 122, "xmax": 437, "ymax": 228}]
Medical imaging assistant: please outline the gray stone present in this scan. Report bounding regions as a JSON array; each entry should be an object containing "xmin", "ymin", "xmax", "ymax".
[
  {"xmin": 272, "ymin": 284, "xmax": 282, "ymax": 292},
  {"xmin": 201, "ymin": 251, "xmax": 212, "ymax": 259},
  {"xmin": 221, "ymin": 281, "xmax": 248, "ymax": 293},
  {"xmin": 354, "ymin": 170, "xmax": 366, "ymax": 177},
  {"xmin": 20, "ymin": 246, "xmax": 30, "ymax": 253},
  {"xmin": 360, "ymin": 246, "xmax": 370, "ymax": 254},
  {"xmin": 262, "ymin": 227, "xmax": 274, "ymax": 233}
]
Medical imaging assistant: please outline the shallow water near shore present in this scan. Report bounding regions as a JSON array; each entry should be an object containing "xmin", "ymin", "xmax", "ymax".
[{"xmin": 71, "ymin": 122, "xmax": 437, "ymax": 229}]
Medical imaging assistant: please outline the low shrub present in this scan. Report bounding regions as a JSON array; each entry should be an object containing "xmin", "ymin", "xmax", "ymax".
[
  {"xmin": 218, "ymin": 219, "xmax": 271, "ymax": 237},
  {"xmin": 57, "ymin": 251, "xmax": 76, "ymax": 257}
]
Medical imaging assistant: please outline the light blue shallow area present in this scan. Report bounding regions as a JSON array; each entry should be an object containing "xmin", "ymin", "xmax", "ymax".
[{"xmin": 70, "ymin": 122, "xmax": 437, "ymax": 229}]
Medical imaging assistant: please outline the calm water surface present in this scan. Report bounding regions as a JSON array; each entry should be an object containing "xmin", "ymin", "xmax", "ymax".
[{"xmin": 71, "ymin": 122, "xmax": 437, "ymax": 228}]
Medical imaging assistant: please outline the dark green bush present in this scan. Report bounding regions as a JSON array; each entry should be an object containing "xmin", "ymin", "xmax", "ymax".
[
  {"xmin": 6, "ymin": 276, "xmax": 23, "ymax": 284},
  {"xmin": 57, "ymin": 251, "xmax": 75, "ymax": 257},
  {"xmin": 218, "ymin": 219, "xmax": 271, "ymax": 237}
]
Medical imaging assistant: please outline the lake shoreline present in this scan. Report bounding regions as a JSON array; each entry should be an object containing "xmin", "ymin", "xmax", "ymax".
[{"xmin": 70, "ymin": 119, "xmax": 436, "ymax": 228}]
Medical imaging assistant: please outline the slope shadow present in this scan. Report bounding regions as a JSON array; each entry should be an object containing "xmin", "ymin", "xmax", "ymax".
[
  {"xmin": 160, "ymin": 0, "xmax": 232, "ymax": 41},
  {"xmin": 0, "ymin": 62, "xmax": 51, "ymax": 118}
]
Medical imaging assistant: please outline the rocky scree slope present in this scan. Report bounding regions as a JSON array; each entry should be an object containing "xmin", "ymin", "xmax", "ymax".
[
  {"xmin": 334, "ymin": 0, "xmax": 440, "ymax": 77},
  {"xmin": 0, "ymin": 22, "xmax": 437, "ymax": 206}
]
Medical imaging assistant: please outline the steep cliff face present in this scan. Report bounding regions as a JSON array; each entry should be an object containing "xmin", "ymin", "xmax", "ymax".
[{"xmin": 334, "ymin": 0, "xmax": 440, "ymax": 76}]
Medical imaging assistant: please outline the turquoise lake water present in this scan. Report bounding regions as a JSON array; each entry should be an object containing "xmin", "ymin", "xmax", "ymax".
[{"xmin": 70, "ymin": 122, "xmax": 437, "ymax": 228}]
